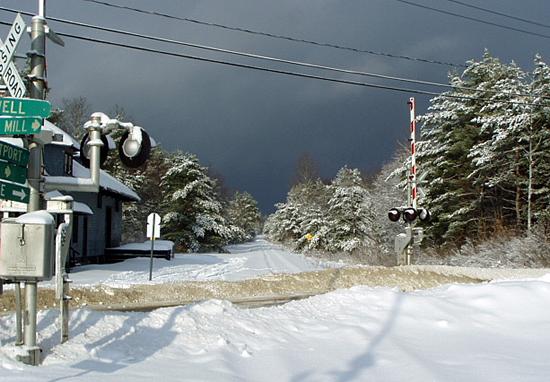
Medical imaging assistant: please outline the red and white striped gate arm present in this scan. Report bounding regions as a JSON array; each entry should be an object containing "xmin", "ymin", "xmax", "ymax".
[{"xmin": 408, "ymin": 97, "xmax": 417, "ymax": 209}]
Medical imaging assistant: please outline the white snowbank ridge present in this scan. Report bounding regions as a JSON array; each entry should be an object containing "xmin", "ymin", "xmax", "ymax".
[{"xmin": 2, "ymin": 278, "xmax": 550, "ymax": 381}]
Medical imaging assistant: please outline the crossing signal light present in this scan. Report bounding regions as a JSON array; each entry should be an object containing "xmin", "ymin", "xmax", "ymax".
[
  {"xmin": 418, "ymin": 208, "xmax": 431, "ymax": 222},
  {"xmin": 403, "ymin": 208, "xmax": 417, "ymax": 222},
  {"xmin": 388, "ymin": 208, "xmax": 401, "ymax": 222},
  {"xmin": 118, "ymin": 127, "xmax": 151, "ymax": 168},
  {"xmin": 388, "ymin": 207, "xmax": 431, "ymax": 223}
]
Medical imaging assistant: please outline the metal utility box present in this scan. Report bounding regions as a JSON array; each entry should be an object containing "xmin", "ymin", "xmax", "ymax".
[{"xmin": 0, "ymin": 211, "xmax": 55, "ymax": 281}]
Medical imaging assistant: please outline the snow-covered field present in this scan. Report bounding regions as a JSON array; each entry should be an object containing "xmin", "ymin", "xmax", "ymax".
[{"xmin": 2, "ymin": 238, "xmax": 550, "ymax": 381}]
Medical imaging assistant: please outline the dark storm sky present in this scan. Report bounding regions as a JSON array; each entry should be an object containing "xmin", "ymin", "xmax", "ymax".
[{"xmin": 1, "ymin": 0, "xmax": 549, "ymax": 212}]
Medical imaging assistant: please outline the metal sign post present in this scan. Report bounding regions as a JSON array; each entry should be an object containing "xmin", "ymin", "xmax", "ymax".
[
  {"xmin": 47, "ymin": 196, "xmax": 74, "ymax": 344},
  {"xmin": 147, "ymin": 213, "xmax": 161, "ymax": 281}
]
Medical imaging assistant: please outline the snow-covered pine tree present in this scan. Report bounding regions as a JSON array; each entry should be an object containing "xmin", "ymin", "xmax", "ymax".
[
  {"xmin": 264, "ymin": 179, "xmax": 329, "ymax": 249},
  {"xmin": 417, "ymin": 71, "xmax": 480, "ymax": 244},
  {"xmin": 264, "ymin": 199, "xmax": 302, "ymax": 243},
  {"xmin": 226, "ymin": 191, "xmax": 262, "ymax": 242},
  {"xmin": 468, "ymin": 59, "xmax": 530, "ymax": 233},
  {"xmin": 417, "ymin": 52, "xmax": 529, "ymax": 243},
  {"xmin": 294, "ymin": 179, "xmax": 330, "ymax": 251},
  {"xmin": 529, "ymin": 55, "xmax": 550, "ymax": 232},
  {"xmin": 160, "ymin": 152, "xmax": 238, "ymax": 251},
  {"xmin": 325, "ymin": 167, "xmax": 377, "ymax": 252}
]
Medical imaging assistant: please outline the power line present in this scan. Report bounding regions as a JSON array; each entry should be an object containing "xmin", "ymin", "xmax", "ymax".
[
  {"xmin": 0, "ymin": 6, "xmax": 542, "ymax": 101},
  {"xmin": 9, "ymin": 9, "xmax": 461, "ymax": 90},
  {"xmin": 78, "ymin": 0, "xmax": 465, "ymax": 68},
  {"xmin": 442, "ymin": 0, "xmax": 550, "ymax": 30},
  {"xmin": 0, "ymin": 19, "xmax": 539, "ymax": 108},
  {"xmin": 393, "ymin": 0, "xmax": 550, "ymax": 40}
]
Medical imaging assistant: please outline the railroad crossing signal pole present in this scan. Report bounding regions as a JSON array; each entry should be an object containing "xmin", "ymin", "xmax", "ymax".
[
  {"xmin": 406, "ymin": 98, "xmax": 417, "ymax": 265},
  {"xmin": 387, "ymin": 98, "xmax": 430, "ymax": 266}
]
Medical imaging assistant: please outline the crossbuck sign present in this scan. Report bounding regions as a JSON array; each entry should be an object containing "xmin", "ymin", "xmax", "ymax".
[{"xmin": 0, "ymin": 14, "xmax": 26, "ymax": 98}]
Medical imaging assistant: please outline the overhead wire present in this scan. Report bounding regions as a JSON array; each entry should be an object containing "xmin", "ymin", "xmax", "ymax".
[
  {"xmin": 0, "ymin": 7, "xmax": 467, "ymax": 91},
  {"xmin": 78, "ymin": 0, "xmax": 465, "ymax": 68},
  {"xmin": 393, "ymin": 0, "xmax": 550, "ymax": 40},
  {"xmin": 442, "ymin": 0, "xmax": 550, "ymax": 30},
  {"xmin": 0, "ymin": 18, "xmax": 541, "ymax": 108},
  {"xmin": 0, "ymin": 6, "xmax": 543, "ymax": 101}
]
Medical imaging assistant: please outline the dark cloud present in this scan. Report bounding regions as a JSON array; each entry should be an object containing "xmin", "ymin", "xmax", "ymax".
[{"xmin": 1, "ymin": 0, "xmax": 549, "ymax": 212}]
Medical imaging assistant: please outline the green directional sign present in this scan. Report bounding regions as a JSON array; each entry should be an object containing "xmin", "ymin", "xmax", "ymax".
[
  {"xmin": 0, "ymin": 179, "xmax": 29, "ymax": 203},
  {"xmin": 0, "ymin": 117, "xmax": 42, "ymax": 135},
  {"xmin": 0, "ymin": 161, "xmax": 26, "ymax": 184},
  {"xmin": 0, "ymin": 140, "xmax": 29, "ymax": 166},
  {"xmin": 0, "ymin": 97, "xmax": 51, "ymax": 118}
]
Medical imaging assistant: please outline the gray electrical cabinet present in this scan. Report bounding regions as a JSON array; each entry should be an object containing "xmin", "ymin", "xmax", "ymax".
[{"xmin": 0, "ymin": 211, "xmax": 55, "ymax": 281}]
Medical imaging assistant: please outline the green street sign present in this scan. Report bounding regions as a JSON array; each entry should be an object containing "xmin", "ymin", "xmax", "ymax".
[
  {"xmin": 0, "ymin": 140, "xmax": 29, "ymax": 166},
  {"xmin": 0, "ymin": 117, "xmax": 42, "ymax": 135},
  {"xmin": 0, "ymin": 161, "xmax": 26, "ymax": 184},
  {"xmin": 0, "ymin": 97, "xmax": 51, "ymax": 118},
  {"xmin": 0, "ymin": 179, "xmax": 29, "ymax": 203}
]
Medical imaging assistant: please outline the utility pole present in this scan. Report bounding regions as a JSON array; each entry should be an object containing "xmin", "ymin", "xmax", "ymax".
[{"xmin": 21, "ymin": 0, "xmax": 47, "ymax": 365}]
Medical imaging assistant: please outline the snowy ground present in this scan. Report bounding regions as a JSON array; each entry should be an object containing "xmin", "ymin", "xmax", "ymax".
[
  {"xmin": 52, "ymin": 237, "xmax": 550, "ymax": 288},
  {"xmin": 2, "ymin": 237, "xmax": 550, "ymax": 381},
  {"xmin": 66, "ymin": 237, "xmax": 325, "ymax": 287},
  {"xmin": 2, "ymin": 278, "xmax": 550, "ymax": 381}
]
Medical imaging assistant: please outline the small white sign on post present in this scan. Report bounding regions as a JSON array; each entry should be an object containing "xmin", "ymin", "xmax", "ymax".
[
  {"xmin": 147, "ymin": 213, "xmax": 161, "ymax": 239},
  {"xmin": 146, "ymin": 213, "xmax": 161, "ymax": 281}
]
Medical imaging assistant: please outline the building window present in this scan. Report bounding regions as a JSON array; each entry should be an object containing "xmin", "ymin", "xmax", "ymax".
[
  {"xmin": 64, "ymin": 152, "xmax": 73, "ymax": 176},
  {"xmin": 97, "ymin": 193, "xmax": 102, "ymax": 208}
]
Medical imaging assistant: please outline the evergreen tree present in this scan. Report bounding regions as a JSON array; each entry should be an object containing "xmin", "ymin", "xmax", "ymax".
[
  {"xmin": 416, "ymin": 51, "xmax": 550, "ymax": 243},
  {"xmin": 468, "ymin": 60, "xmax": 530, "ymax": 232},
  {"xmin": 264, "ymin": 187, "xmax": 305, "ymax": 244},
  {"xmin": 264, "ymin": 178, "xmax": 331, "ymax": 250},
  {"xmin": 226, "ymin": 191, "xmax": 262, "ymax": 242},
  {"xmin": 160, "ymin": 152, "xmax": 238, "ymax": 251},
  {"xmin": 418, "ymin": 52, "xmax": 526, "ymax": 243},
  {"xmin": 325, "ymin": 167, "xmax": 377, "ymax": 252},
  {"xmin": 528, "ymin": 55, "xmax": 550, "ymax": 231},
  {"xmin": 294, "ymin": 179, "xmax": 330, "ymax": 250}
]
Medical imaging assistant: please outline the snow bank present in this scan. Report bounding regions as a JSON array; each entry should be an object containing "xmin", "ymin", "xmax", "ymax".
[{"xmin": 2, "ymin": 279, "xmax": 550, "ymax": 381}]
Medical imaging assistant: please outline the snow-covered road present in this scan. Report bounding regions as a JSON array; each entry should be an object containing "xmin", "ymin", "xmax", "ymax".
[{"xmin": 65, "ymin": 237, "xmax": 324, "ymax": 287}]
